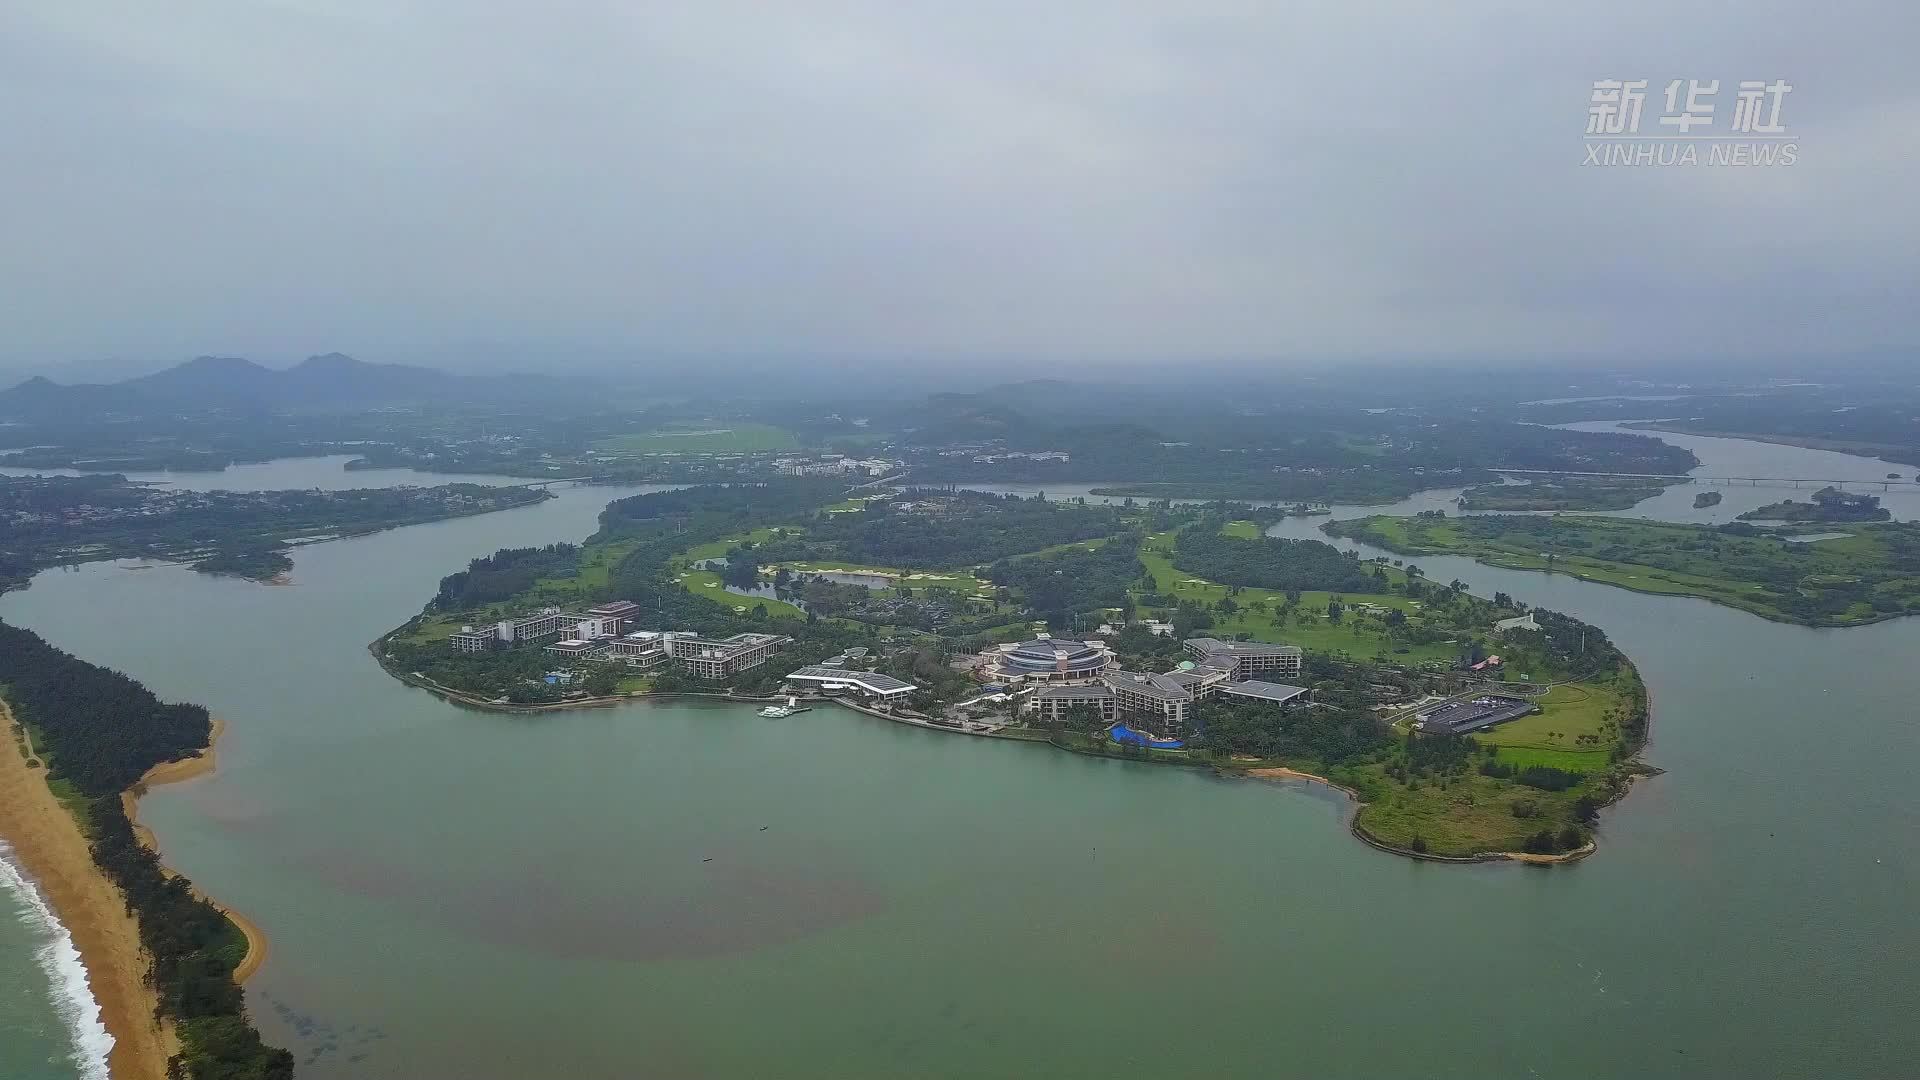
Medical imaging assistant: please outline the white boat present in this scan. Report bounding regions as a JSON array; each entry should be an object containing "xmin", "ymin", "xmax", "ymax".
[{"xmin": 758, "ymin": 705, "xmax": 794, "ymax": 718}]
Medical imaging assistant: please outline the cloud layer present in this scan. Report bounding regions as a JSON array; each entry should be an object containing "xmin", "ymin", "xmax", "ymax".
[{"xmin": 2, "ymin": 1, "xmax": 1914, "ymax": 368}]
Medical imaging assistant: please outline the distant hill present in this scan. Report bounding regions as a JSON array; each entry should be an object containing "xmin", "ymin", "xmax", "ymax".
[{"xmin": 0, "ymin": 353, "xmax": 610, "ymax": 420}]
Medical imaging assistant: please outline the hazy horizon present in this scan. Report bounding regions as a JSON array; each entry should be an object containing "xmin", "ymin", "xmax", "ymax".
[{"xmin": 3, "ymin": 3, "xmax": 1916, "ymax": 375}]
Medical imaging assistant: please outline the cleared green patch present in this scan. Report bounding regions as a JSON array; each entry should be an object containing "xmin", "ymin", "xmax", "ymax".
[
  {"xmin": 1474, "ymin": 681, "xmax": 1620, "ymax": 752},
  {"xmin": 1493, "ymin": 746, "xmax": 1612, "ymax": 773},
  {"xmin": 675, "ymin": 568, "xmax": 806, "ymax": 619},
  {"xmin": 1328, "ymin": 514, "xmax": 1920, "ymax": 627},
  {"xmin": 770, "ymin": 561, "xmax": 982, "ymax": 592},
  {"xmin": 598, "ymin": 423, "xmax": 799, "ymax": 454},
  {"xmin": 1134, "ymin": 533, "xmax": 1454, "ymax": 664},
  {"xmin": 1221, "ymin": 520, "xmax": 1261, "ymax": 539}
]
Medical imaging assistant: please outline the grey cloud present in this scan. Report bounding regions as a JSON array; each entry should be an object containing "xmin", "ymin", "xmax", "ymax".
[{"xmin": 0, "ymin": 1, "xmax": 1913, "ymax": 371}]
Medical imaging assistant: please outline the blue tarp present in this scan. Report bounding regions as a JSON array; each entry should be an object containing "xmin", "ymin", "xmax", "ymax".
[{"xmin": 1109, "ymin": 724, "xmax": 1184, "ymax": 749}]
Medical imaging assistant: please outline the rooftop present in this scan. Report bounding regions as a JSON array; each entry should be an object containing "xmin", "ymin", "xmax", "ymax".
[
  {"xmin": 785, "ymin": 666, "xmax": 918, "ymax": 695},
  {"xmin": 1219, "ymin": 680, "xmax": 1311, "ymax": 704},
  {"xmin": 1186, "ymin": 637, "xmax": 1302, "ymax": 656},
  {"xmin": 1031, "ymin": 684, "xmax": 1115, "ymax": 700}
]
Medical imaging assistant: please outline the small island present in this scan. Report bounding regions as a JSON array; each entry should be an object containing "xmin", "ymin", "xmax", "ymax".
[
  {"xmin": 1458, "ymin": 476, "xmax": 1670, "ymax": 511},
  {"xmin": 1738, "ymin": 486, "xmax": 1890, "ymax": 522},
  {"xmin": 1694, "ymin": 490, "xmax": 1723, "ymax": 508}
]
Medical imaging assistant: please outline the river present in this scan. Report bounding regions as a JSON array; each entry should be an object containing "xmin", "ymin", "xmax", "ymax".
[{"xmin": 3, "ymin": 436, "xmax": 1918, "ymax": 1078}]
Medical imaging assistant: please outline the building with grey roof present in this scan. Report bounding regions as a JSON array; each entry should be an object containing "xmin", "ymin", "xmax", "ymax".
[
  {"xmin": 1023, "ymin": 683, "xmax": 1118, "ymax": 724},
  {"xmin": 1215, "ymin": 680, "xmax": 1311, "ymax": 707},
  {"xmin": 1183, "ymin": 637, "xmax": 1303, "ymax": 680},
  {"xmin": 985, "ymin": 636, "xmax": 1115, "ymax": 684},
  {"xmin": 784, "ymin": 665, "xmax": 918, "ymax": 700}
]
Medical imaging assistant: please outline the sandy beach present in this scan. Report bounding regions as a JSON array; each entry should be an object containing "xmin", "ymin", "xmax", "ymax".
[{"xmin": 0, "ymin": 701, "xmax": 177, "ymax": 1080}]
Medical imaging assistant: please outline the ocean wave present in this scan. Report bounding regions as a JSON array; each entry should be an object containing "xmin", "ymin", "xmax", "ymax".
[{"xmin": 0, "ymin": 842, "xmax": 115, "ymax": 1080}]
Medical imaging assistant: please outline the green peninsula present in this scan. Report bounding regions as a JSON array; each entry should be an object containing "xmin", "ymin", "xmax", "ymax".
[
  {"xmin": 1326, "ymin": 513, "xmax": 1920, "ymax": 626},
  {"xmin": 382, "ymin": 483, "xmax": 1650, "ymax": 862},
  {"xmin": 1457, "ymin": 476, "xmax": 1670, "ymax": 511}
]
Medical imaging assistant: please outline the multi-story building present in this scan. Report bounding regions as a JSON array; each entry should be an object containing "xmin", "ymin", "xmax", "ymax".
[
  {"xmin": 449, "ymin": 627, "xmax": 494, "ymax": 653},
  {"xmin": 544, "ymin": 638, "xmax": 605, "ymax": 659},
  {"xmin": 661, "ymin": 631, "xmax": 789, "ymax": 680},
  {"xmin": 496, "ymin": 608, "xmax": 587, "ymax": 645},
  {"xmin": 1021, "ymin": 667, "xmax": 1310, "ymax": 738},
  {"xmin": 1025, "ymin": 683, "xmax": 1118, "ymax": 724},
  {"xmin": 984, "ymin": 637, "xmax": 1115, "ymax": 684},
  {"xmin": 1103, "ymin": 671, "xmax": 1202, "ymax": 736},
  {"xmin": 606, "ymin": 632, "xmax": 669, "ymax": 669},
  {"xmin": 1183, "ymin": 637, "xmax": 1303, "ymax": 680},
  {"xmin": 584, "ymin": 600, "xmax": 642, "ymax": 636}
]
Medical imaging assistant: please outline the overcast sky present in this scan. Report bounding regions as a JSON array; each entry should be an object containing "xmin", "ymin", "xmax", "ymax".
[{"xmin": 1, "ymin": 2, "xmax": 1914, "ymax": 376}]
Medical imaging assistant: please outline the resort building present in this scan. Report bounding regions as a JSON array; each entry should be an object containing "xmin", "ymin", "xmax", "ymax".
[
  {"xmin": 582, "ymin": 600, "xmax": 643, "ymax": 637},
  {"xmin": 544, "ymin": 638, "xmax": 604, "ymax": 659},
  {"xmin": 783, "ymin": 666, "xmax": 918, "ymax": 702},
  {"xmin": 1103, "ymin": 671, "xmax": 1202, "ymax": 737},
  {"xmin": 1024, "ymin": 683, "xmax": 1118, "ymax": 725},
  {"xmin": 661, "ymin": 631, "xmax": 790, "ymax": 679},
  {"xmin": 1183, "ymin": 637, "xmax": 1303, "ymax": 681},
  {"xmin": 605, "ymin": 632, "xmax": 669, "ymax": 669},
  {"xmin": 449, "ymin": 627, "xmax": 494, "ymax": 654},
  {"xmin": 983, "ymin": 637, "xmax": 1115, "ymax": 685},
  {"xmin": 1020, "ymin": 668, "xmax": 1311, "ymax": 737}
]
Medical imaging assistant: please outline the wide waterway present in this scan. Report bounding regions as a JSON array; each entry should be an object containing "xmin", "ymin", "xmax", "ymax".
[{"xmin": 3, "ymin": 437, "xmax": 1919, "ymax": 1078}]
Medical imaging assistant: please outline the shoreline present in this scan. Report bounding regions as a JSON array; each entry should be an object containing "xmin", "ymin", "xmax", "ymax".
[
  {"xmin": 122, "ymin": 718, "xmax": 270, "ymax": 983},
  {"xmin": 1241, "ymin": 766, "xmax": 1596, "ymax": 865},
  {"xmin": 378, "ymin": 637, "xmax": 1619, "ymax": 866},
  {"xmin": 0, "ymin": 700, "xmax": 176, "ymax": 1080}
]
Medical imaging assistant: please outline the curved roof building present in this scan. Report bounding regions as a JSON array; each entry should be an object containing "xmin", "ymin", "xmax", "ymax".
[{"xmin": 989, "ymin": 637, "xmax": 1114, "ymax": 682}]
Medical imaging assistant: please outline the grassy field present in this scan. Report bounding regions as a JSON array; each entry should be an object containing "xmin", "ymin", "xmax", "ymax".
[
  {"xmin": 769, "ymin": 560, "xmax": 984, "ymax": 592},
  {"xmin": 1347, "ymin": 767, "xmax": 1590, "ymax": 855},
  {"xmin": 1134, "ymin": 532, "xmax": 1457, "ymax": 664},
  {"xmin": 1474, "ymin": 680, "xmax": 1626, "ymax": 758},
  {"xmin": 1221, "ymin": 520, "xmax": 1261, "ymax": 539},
  {"xmin": 598, "ymin": 423, "xmax": 799, "ymax": 454},
  {"xmin": 1328, "ymin": 514, "xmax": 1920, "ymax": 627}
]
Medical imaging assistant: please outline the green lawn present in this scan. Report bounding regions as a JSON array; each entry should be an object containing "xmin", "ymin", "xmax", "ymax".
[
  {"xmin": 769, "ymin": 560, "xmax": 983, "ymax": 593},
  {"xmin": 1474, "ymin": 681, "xmax": 1626, "ymax": 755},
  {"xmin": 597, "ymin": 423, "xmax": 799, "ymax": 454},
  {"xmin": 1328, "ymin": 514, "xmax": 1920, "ymax": 627},
  {"xmin": 1134, "ymin": 533, "xmax": 1456, "ymax": 664},
  {"xmin": 674, "ymin": 567, "xmax": 806, "ymax": 619}
]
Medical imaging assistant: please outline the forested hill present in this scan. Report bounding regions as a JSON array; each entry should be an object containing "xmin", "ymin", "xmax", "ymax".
[
  {"xmin": 0, "ymin": 621, "xmax": 294, "ymax": 1078},
  {"xmin": 1171, "ymin": 525, "xmax": 1379, "ymax": 594}
]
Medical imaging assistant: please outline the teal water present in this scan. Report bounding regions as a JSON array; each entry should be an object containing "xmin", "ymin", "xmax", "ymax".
[
  {"xmin": 2, "ymin": 444, "xmax": 1918, "ymax": 1077},
  {"xmin": 0, "ymin": 843, "xmax": 110, "ymax": 1080}
]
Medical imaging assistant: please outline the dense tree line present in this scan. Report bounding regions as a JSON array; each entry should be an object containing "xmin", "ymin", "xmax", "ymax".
[
  {"xmin": 1172, "ymin": 525, "xmax": 1378, "ymax": 595},
  {"xmin": 986, "ymin": 534, "xmax": 1143, "ymax": 626},
  {"xmin": 434, "ymin": 543, "xmax": 581, "ymax": 609},
  {"xmin": 0, "ymin": 622, "xmax": 212, "ymax": 793},
  {"xmin": 1186, "ymin": 701, "xmax": 1389, "ymax": 763},
  {"xmin": 0, "ymin": 621, "xmax": 292, "ymax": 1079},
  {"xmin": 806, "ymin": 491, "xmax": 1124, "ymax": 568}
]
